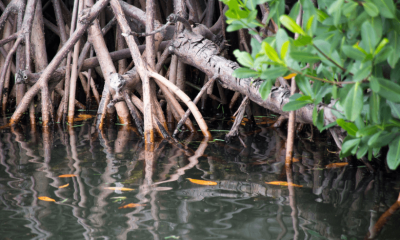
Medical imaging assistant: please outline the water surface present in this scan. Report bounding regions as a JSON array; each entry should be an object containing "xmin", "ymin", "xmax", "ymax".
[{"xmin": 1, "ymin": 120, "xmax": 400, "ymax": 240}]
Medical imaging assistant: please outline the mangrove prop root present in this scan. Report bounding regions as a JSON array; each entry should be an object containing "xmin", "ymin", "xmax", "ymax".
[
  {"xmin": 225, "ymin": 96, "xmax": 248, "ymax": 142},
  {"xmin": 0, "ymin": 0, "xmax": 343, "ymax": 150},
  {"xmin": 173, "ymin": 74, "xmax": 218, "ymax": 137}
]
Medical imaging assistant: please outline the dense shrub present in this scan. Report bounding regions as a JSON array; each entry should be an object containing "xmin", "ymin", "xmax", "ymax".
[{"xmin": 222, "ymin": 0, "xmax": 400, "ymax": 169}]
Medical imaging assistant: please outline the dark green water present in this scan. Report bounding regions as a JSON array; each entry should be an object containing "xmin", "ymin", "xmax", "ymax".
[{"xmin": 1, "ymin": 121, "xmax": 400, "ymax": 240}]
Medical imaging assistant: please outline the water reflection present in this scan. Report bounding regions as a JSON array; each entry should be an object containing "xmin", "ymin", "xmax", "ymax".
[{"xmin": 1, "ymin": 122, "xmax": 400, "ymax": 240}]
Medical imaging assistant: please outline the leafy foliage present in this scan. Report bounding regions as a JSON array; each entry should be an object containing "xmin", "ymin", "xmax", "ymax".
[{"xmin": 222, "ymin": 0, "xmax": 400, "ymax": 169}]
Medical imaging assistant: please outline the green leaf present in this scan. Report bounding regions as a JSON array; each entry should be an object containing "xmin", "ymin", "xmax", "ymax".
[
  {"xmin": 262, "ymin": 41, "xmax": 284, "ymax": 65},
  {"xmin": 369, "ymin": 92, "xmax": 380, "ymax": 123},
  {"xmin": 388, "ymin": 31, "xmax": 400, "ymax": 68},
  {"xmin": 260, "ymin": 66, "xmax": 288, "ymax": 80},
  {"xmin": 276, "ymin": 29, "xmax": 289, "ymax": 56},
  {"xmin": 344, "ymin": 83, "xmax": 363, "ymax": 121},
  {"xmin": 361, "ymin": 21, "xmax": 378, "ymax": 53},
  {"xmin": 320, "ymin": 121, "xmax": 337, "ymax": 131},
  {"xmin": 305, "ymin": 15, "xmax": 316, "ymax": 36},
  {"xmin": 259, "ymin": 80, "xmax": 273, "ymax": 100},
  {"xmin": 328, "ymin": 0, "xmax": 344, "ymax": 15},
  {"xmin": 368, "ymin": 131, "xmax": 382, "ymax": 146},
  {"xmin": 355, "ymin": 115, "xmax": 365, "ymax": 129},
  {"xmin": 337, "ymin": 119, "xmax": 358, "ymax": 136},
  {"xmin": 343, "ymin": 2, "xmax": 359, "ymax": 17},
  {"xmin": 333, "ymin": 6, "xmax": 343, "ymax": 26},
  {"xmin": 314, "ymin": 83, "xmax": 331, "ymax": 104},
  {"xmin": 352, "ymin": 64, "xmax": 371, "ymax": 82},
  {"xmin": 332, "ymin": 85, "xmax": 338, "ymax": 99},
  {"xmin": 370, "ymin": 131, "xmax": 397, "ymax": 147},
  {"xmin": 233, "ymin": 50, "xmax": 254, "ymax": 68},
  {"xmin": 301, "ymin": 0, "xmax": 317, "ymax": 32},
  {"xmin": 357, "ymin": 143, "xmax": 369, "ymax": 159},
  {"xmin": 316, "ymin": 9, "xmax": 329, "ymax": 22},
  {"xmin": 374, "ymin": 47, "xmax": 393, "ymax": 64},
  {"xmin": 357, "ymin": 125, "xmax": 380, "ymax": 137},
  {"xmin": 227, "ymin": 23, "xmax": 245, "ymax": 32},
  {"xmin": 279, "ymin": 15, "xmax": 306, "ymax": 35},
  {"xmin": 372, "ymin": 0, "xmax": 395, "ymax": 18},
  {"xmin": 341, "ymin": 136, "xmax": 361, "ymax": 157},
  {"xmin": 353, "ymin": 11, "xmax": 369, "ymax": 29},
  {"xmin": 282, "ymin": 99, "xmax": 312, "ymax": 111},
  {"xmin": 289, "ymin": 93, "xmax": 302, "ymax": 101},
  {"xmin": 353, "ymin": 44, "xmax": 369, "ymax": 56},
  {"xmin": 387, "ymin": 136, "xmax": 400, "ymax": 170},
  {"xmin": 342, "ymin": 45, "xmax": 366, "ymax": 61},
  {"xmin": 233, "ymin": 68, "xmax": 259, "ymax": 78},
  {"xmin": 369, "ymin": 76, "xmax": 380, "ymax": 93},
  {"xmin": 245, "ymin": 0, "xmax": 269, "ymax": 11},
  {"xmin": 290, "ymin": 51, "xmax": 320, "ymax": 63},
  {"xmin": 295, "ymin": 75, "xmax": 313, "ymax": 97},
  {"xmin": 363, "ymin": 2, "xmax": 379, "ymax": 17},
  {"xmin": 391, "ymin": 62, "xmax": 400, "ymax": 82},
  {"xmin": 390, "ymin": 119, "xmax": 400, "ymax": 127},
  {"xmin": 312, "ymin": 106, "xmax": 318, "ymax": 124},
  {"xmin": 281, "ymin": 41, "xmax": 290, "ymax": 59},
  {"xmin": 381, "ymin": 104, "xmax": 392, "ymax": 123},
  {"xmin": 359, "ymin": 135, "xmax": 371, "ymax": 158},
  {"xmin": 388, "ymin": 101, "xmax": 400, "ymax": 119},
  {"xmin": 370, "ymin": 17, "xmax": 383, "ymax": 43},
  {"xmin": 250, "ymin": 38, "xmax": 261, "ymax": 59},
  {"xmin": 293, "ymin": 35, "xmax": 313, "ymax": 46},
  {"xmin": 377, "ymin": 78, "xmax": 400, "ymax": 103},
  {"xmin": 297, "ymin": 95, "xmax": 313, "ymax": 101}
]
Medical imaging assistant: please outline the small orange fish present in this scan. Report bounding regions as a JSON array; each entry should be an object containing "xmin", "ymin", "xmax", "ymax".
[
  {"xmin": 292, "ymin": 158, "xmax": 300, "ymax": 163},
  {"xmin": 230, "ymin": 116, "xmax": 248, "ymax": 122},
  {"xmin": 59, "ymin": 183, "xmax": 69, "ymax": 189},
  {"xmin": 187, "ymin": 178, "xmax": 217, "ymax": 186},
  {"xmin": 118, "ymin": 203, "xmax": 146, "ymax": 209},
  {"xmin": 74, "ymin": 114, "xmax": 94, "ymax": 122},
  {"xmin": 58, "ymin": 174, "xmax": 77, "ymax": 178},
  {"xmin": 38, "ymin": 196, "xmax": 56, "ymax": 202},
  {"xmin": 283, "ymin": 73, "xmax": 297, "ymax": 79},
  {"xmin": 265, "ymin": 181, "xmax": 303, "ymax": 187},
  {"xmin": 104, "ymin": 187, "xmax": 135, "ymax": 191},
  {"xmin": 325, "ymin": 162, "xmax": 348, "ymax": 169}
]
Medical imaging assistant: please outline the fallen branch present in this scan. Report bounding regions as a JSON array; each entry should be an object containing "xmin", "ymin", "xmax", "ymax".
[{"xmin": 169, "ymin": 31, "xmax": 338, "ymax": 126}]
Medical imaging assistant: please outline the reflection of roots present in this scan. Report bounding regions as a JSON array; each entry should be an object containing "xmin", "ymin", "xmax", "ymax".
[
  {"xmin": 176, "ymin": 180, "xmax": 268, "ymax": 201},
  {"xmin": 367, "ymin": 194, "xmax": 400, "ymax": 239}
]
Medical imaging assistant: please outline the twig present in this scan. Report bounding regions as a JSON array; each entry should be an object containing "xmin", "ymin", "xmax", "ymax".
[
  {"xmin": 288, "ymin": 67, "xmax": 357, "ymax": 85},
  {"xmin": 173, "ymin": 74, "xmax": 219, "ymax": 137},
  {"xmin": 313, "ymin": 44, "xmax": 351, "ymax": 75}
]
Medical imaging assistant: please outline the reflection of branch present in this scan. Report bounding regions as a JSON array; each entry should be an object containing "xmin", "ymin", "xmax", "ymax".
[
  {"xmin": 286, "ymin": 167, "xmax": 299, "ymax": 239},
  {"xmin": 366, "ymin": 193, "xmax": 400, "ymax": 239},
  {"xmin": 205, "ymin": 198, "xmax": 253, "ymax": 238},
  {"xmin": 276, "ymin": 205, "xmax": 287, "ymax": 240},
  {"xmin": 153, "ymin": 138, "xmax": 208, "ymax": 185}
]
